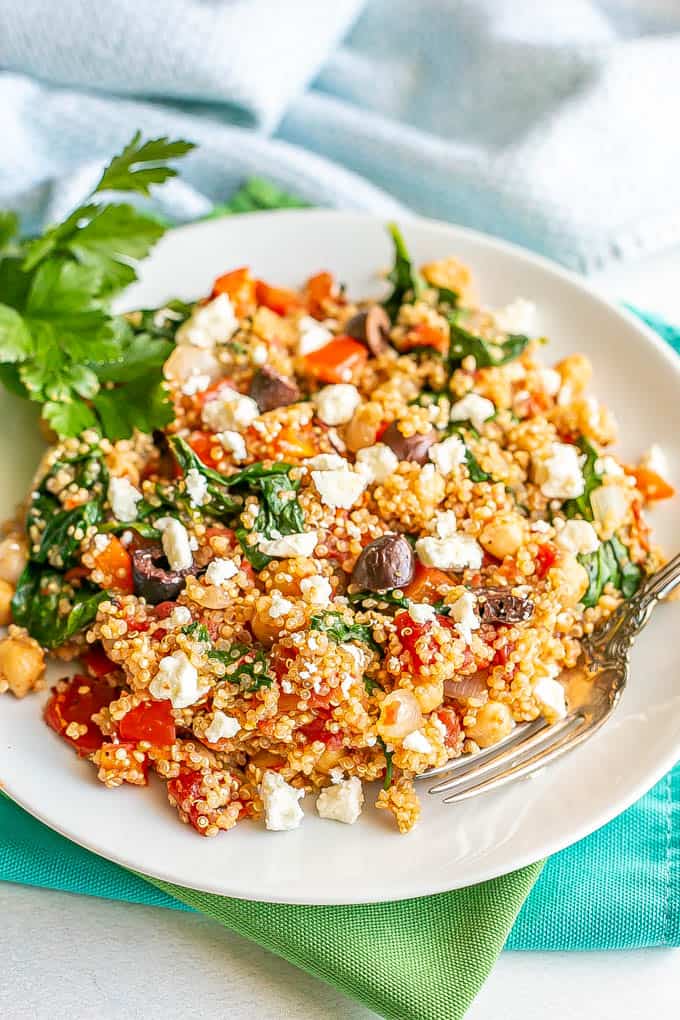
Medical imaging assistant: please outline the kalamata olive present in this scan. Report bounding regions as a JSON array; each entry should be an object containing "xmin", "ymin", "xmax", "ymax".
[
  {"xmin": 132, "ymin": 546, "xmax": 194, "ymax": 604},
  {"xmin": 344, "ymin": 306, "xmax": 391, "ymax": 356},
  {"xmin": 249, "ymin": 366, "xmax": 300, "ymax": 412},
  {"xmin": 351, "ymin": 534, "xmax": 415, "ymax": 592},
  {"xmin": 475, "ymin": 587, "xmax": 534, "ymax": 624},
  {"xmin": 381, "ymin": 422, "xmax": 437, "ymax": 465}
]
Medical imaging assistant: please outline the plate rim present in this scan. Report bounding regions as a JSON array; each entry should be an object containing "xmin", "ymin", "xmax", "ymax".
[{"xmin": 3, "ymin": 207, "xmax": 680, "ymax": 905}]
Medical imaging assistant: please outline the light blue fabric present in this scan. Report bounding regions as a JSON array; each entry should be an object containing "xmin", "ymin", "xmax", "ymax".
[{"xmin": 4, "ymin": 1, "xmax": 680, "ymax": 269}]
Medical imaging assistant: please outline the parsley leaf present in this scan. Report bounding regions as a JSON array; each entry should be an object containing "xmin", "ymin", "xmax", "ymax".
[
  {"xmin": 182, "ymin": 621, "xmax": 210, "ymax": 643},
  {"xmin": 383, "ymin": 223, "xmax": 426, "ymax": 322},
  {"xmin": 0, "ymin": 132, "xmax": 193, "ymax": 439},
  {"xmin": 310, "ymin": 611, "xmax": 382, "ymax": 653},
  {"xmin": 95, "ymin": 133, "xmax": 195, "ymax": 197},
  {"xmin": 208, "ymin": 643, "xmax": 273, "ymax": 691}
]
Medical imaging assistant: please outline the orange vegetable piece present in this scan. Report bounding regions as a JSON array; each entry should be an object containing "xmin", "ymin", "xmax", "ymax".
[
  {"xmin": 188, "ymin": 430, "xmax": 222, "ymax": 469},
  {"xmin": 305, "ymin": 271, "xmax": 335, "ymax": 318},
  {"xmin": 274, "ymin": 424, "xmax": 317, "ymax": 459},
  {"xmin": 210, "ymin": 266, "xmax": 256, "ymax": 316},
  {"xmin": 629, "ymin": 466, "xmax": 675, "ymax": 502},
  {"xmin": 401, "ymin": 322, "xmax": 449, "ymax": 355},
  {"xmin": 92, "ymin": 535, "xmax": 134, "ymax": 594},
  {"xmin": 402, "ymin": 562, "xmax": 453, "ymax": 602},
  {"xmin": 303, "ymin": 335, "xmax": 368, "ymax": 384},
  {"xmin": 255, "ymin": 280, "xmax": 302, "ymax": 317}
]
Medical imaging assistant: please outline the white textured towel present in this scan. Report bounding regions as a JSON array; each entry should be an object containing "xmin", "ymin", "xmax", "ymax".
[{"xmin": 2, "ymin": 0, "xmax": 680, "ymax": 271}]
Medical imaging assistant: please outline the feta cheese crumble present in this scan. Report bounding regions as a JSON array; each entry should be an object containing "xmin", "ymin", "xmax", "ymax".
[
  {"xmin": 202, "ymin": 388, "xmax": 259, "ymax": 433},
  {"xmin": 176, "ymin": 293, "xmax": 238, "ymax": 348},
  {"xmin": 155, "ymin": 517, "xmax": 193, "ymax": 571},
  {"xmin": 450, "ymin": 393, "xmax": 495, "ymax": 433},
  {"xmin": 261, "ymin": 771, "xmax": 305, "ymax": 831},
  {"xmin": 533, "ymin": 443, "xmax": 585, "ymax": 500},
  {"xmin": 313, "ymin": 384, "xmax": 361, "ymax": 426},
  {"xmin": 428, "ymin": 434, "xmax": 466, "ymax": 476},
  {"xmin": 449, "ymin": 591, "xmax": 480, "ymax": 644},
  {"xmin": 297, "ymin": 316, "xmax": 333, "ymax": 356},
  {"xmin": 180, "ymin": 372, "xmax": 211, "ymax": 396},
  {"xmin": 304, "ymin": 453, "xmax": 346, "ymax": 471},
  {"xmin": 107, "ymin": 477, "xmax": 142, "ymax": 522},
  {"xmin": 204, "ymin": 710, "xmax": 241, "ymax": 743},
  {"xmin": 218, "ymin": 430, "xmax": 248, "ymax": 462},
  {"xmin": 185, "ymin": 467, "xmax": 208, "ymax": 507},
  {"xmin": 556, "ymin": 519, "xmax": 600, "ymax": 555},
  {"xmin": 355, "ymin": 443, "xmax": 399, "ymax": 483},
  {"xmin": 300, "ymin": 574, "xmax": 333, "ymax": 607},
  {"xmin": 408, "ymin": 602, "xmax": 437, "ymax": 625},
  {"xmin": 415, "ymin": 534, "xmax": 483, "ymax": 571},
  {"xmin": 538, "ymin": 367, "xmax": 562, "ymax": 396},
  {"xmin": 257, "ymin": 531, "xmax": 318, "ymax": 558},
  {"xmin": 402, "ymin": 729, "xmax": 434, "ymax": 755},
  {"xmin": 316, "ymin": 777, "xmax": 364, "ymax": 825},
  {"xmin": 533, "ymin": 674, "xmax": 567, "ymax": 721},
  {"xmin": 494, "ymin": 297, "xmax": 535, "ymax": 334},
  {"xmin": 205, "ymin": 557, "xmax": 238, "ymax": 586},
  {"xmin": 149, "ymin": 651, "xmax": 206, "ymax": 709},
  {"xmin": 268, "ymin": 591, "xmax": 294, "ymax": 619},
  {"xmin": 161, "ymin": 605, "xmax": 192, "ymax": 630},
  {"xmin": 311, "ymin": 468, "xmax": 368, "ymax": 509}
]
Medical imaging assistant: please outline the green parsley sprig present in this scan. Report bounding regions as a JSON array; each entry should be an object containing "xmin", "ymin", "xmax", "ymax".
[{"xmin": 0, "ymin": 133, "xmax": 194, "ymax": 439}]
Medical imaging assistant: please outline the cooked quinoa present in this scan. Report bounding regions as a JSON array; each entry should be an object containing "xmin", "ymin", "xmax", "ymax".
[{"xmin": 0, "ymin": 227, "xmax": 673, "ymax": 836}]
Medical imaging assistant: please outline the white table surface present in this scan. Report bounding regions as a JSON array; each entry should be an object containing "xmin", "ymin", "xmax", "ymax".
[{"xmin": 2, "ymin": 244, "xmax": 680, "ymax": 1020}]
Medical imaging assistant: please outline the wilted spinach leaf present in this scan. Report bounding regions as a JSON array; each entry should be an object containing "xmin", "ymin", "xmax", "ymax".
[
  {"xmin": 11, "ymin": 565, "xmax": 109, "ymax": 649},
  {"xmin": 208, "ymin": 643, "xmax": 272, "ymax": 690},
  {"xmin": 578, "ymin": 534, "xmax": 642, "ymax": 608},
  {"xmin": 448, "ymin": 320, "xmax": 529, "ymax": 370},
  {"xmin": 310, "ymin": 611, "xmax": 382, "ymax": 653},
  {"xmin": 383, "ymin": 223, "xmax": 426, "ymax": 322}
]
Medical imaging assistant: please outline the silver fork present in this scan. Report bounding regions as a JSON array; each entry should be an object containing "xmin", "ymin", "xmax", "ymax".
[{"xmin": 421, "ymin": 551, "xmax": 680, "ymax": 804}]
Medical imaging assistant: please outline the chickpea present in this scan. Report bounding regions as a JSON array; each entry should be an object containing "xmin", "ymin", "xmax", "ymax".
[
  {"xmin": 421, "ymin": 257, "xmax": 474, "ymax": 304},
  {"xmin": 0, "ymin": 626, "xmax": 45, "ymax": 698},
  {"xmin": 479, "ymin": 514, "xmax": 525, "ymax": 560},
  {"xmin": 0, "ymin": 579, "xmax": 13, "ymax": 626},
  {"xmin": 0, "ymin": 534, "xmax": 27, "ymax": 585},
  {"xmin": 466, "ymin": 701, "xmax": 514, "ymax": 748},
  {"xmin": 548, "ymin": 554, "xmax": 589, "ymax": 608},
  {"xmin": 377, "ymin": 689, "xmax": 424, "ymax": 742},
  {"xmin": 251, "ymin": 595, "xmax": 304, "ymax": 646},
  {"xmin": 413, "ymin": 678, "xmax": 444, "ymax": 714},
  {"xmin": 556, "ymin": 353, "xmax": 592, "ymax": 395},
  {"xmin": 344, "ymin": 408, "xmax": 379, "ymax": 452}
]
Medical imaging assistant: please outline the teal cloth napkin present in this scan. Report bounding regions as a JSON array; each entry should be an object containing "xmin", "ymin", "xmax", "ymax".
[{"xmin": 0, "ymin": 299, "xmax": 678, "ymax": 952}]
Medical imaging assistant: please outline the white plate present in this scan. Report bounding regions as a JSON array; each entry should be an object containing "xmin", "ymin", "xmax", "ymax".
[{"xmin": 1, "ymin": 211, "xmax": 679, "ymax": 905}]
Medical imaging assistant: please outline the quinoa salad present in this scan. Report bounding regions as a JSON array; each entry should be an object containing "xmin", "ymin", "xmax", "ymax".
[{"xmin": 0, "ymin": 225, "xmax": 674, "ymax": 837}]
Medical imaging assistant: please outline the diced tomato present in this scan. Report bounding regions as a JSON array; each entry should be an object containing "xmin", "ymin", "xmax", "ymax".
[
  {"xmin": 255, "ymin": 280, "xmax": 302, "ymax": 317},
  {"xmin": 119, "ymin": 700, "xmax": 176, "ymax": 747},
  {"xmin": 92, "ymin": 535, "xmax": 134, "ymax": 594},
  {"xmin": 403, "ymin": 562, "xmax": 453, "ymax": 603},
  {"xmin": 302, "ymin": 336, "xmax": 368, "ymax": 384},
  {"xmin": 45, "ymin": 675, "xmax": 118, "ymax": 756},
  {"xmin": 298, "ymin": 711, "xmax": 343, "ymax": 749},
  {"xmin": 535, "ymin": 543, "xmax": 557, "ymax": 579},
  {"xmin": 374, "ymin": 420, "xmax": 390, "ymax": 442},
  {"xmin": 167, "ymin": 770, "xmax": 205, "ymax": 832},
  {"xmin": 125, "ymin": 618, "xmax": 150, "ymax": 633},
  {"xmin": 401, "ymin": 323, "xmax": 449, "ymax": 355},
  {"xmin": 81, "ymin": 644, "xmax": 117, "ymax": 678},
  {"xmin": 491, "ymin": 640, "xmax": 516, "ymax": 667},
  {"xmin": 394, "ymin": 610, "xmax": 438, "ymax": 670},
  {"xmin": 187, "ymin": 430, "xmax": 222, "ymax": 469},
  {"xmin": 270, "ymin": 644, "xmax": 300, "ymax": 682},
  {"xmin": 629, "ymin": 465, "xmax": 675, "ymax": 502},
  {"xmin": 436, "ymin": 707, "xmax": 461, "ymax": 747},
  {"xmin": 305, "ymin": 271, "xmax": 335, "ymax": 318},
  {"xmin": 210, "ymin": 266, "xmax": 256, "ymax": 316}
]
